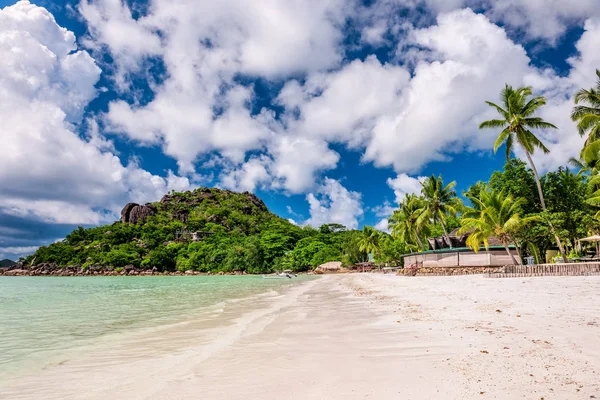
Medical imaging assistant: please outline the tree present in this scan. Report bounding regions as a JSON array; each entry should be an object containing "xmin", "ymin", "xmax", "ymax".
[
  {"xmin": 481, "ymin": 84, "xmax": 567, "ymax": 262},
  {"xmin": 358, "ymin": 226, "xmax": 381, "ymax": 257},
  {"xmin": 571, "ymin": 69, "xmax": 600, "ymax": 148},
  {"xmin": 489, "ymin": 159, "xmax": 540, "ymax": 215},
  {"xmin": 420, "ymin": 175, "xmax": 460, "ymax": 247},
  {"xmin": 569, "ymin": 140, "xmax": 600, "ymax": 177},
  {"xmin": 460, "ymin": 188, "xmax": 539, "ymax": 265},
  {"xmin": 389, "ymin": 194, "xmax": 428, "ymax": 251}
]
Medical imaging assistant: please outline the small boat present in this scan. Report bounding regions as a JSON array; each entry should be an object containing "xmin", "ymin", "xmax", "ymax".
[{"xmin": 262, "ymin": 271, "xmax": 296, "ymax": 279}]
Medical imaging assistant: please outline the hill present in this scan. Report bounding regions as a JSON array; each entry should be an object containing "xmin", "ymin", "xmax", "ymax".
[
  {"xmin": 22, "ymin": 188, "xmax": 368, "ymax": 273},
  {"xmin": 0, "ymin": 259, "xmax": 16, "ymax": 268}
]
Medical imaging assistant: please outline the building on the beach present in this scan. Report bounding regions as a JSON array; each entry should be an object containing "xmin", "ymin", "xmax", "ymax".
[{"xmin": 403, "ymin": 229, "xmax": 520, "ymax": 268}]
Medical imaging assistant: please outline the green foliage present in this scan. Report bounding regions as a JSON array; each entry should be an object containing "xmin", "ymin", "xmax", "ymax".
[
  {"xmin": 460, "ymin": 187, "xmax": 540, "ymax": 265},
  {"xmin": 489, "ymin": 159, "xmax": 540, "ymax": 214},
  {"xmin": 26, "ymin": 188, "xmax": 367, "ymax": 272},
  {"xmin": 571, "ymin": 69, "xmax": 600, "ymax": 147}
]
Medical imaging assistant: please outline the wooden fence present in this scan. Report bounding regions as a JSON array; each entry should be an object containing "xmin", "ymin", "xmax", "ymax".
[{"xmin": 486, "ymin": 262, "xmax": 600, "ymax": 278}]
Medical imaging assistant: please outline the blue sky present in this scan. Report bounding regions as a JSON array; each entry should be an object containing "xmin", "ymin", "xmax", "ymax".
[{"xmin": 1, "ymin": 0, "xmax": 599, "ymax": 260}]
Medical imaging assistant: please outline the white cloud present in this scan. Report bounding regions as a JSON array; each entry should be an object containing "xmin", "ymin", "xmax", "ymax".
[
  {"xmin": 386, "ymin": 173, "xmax": 426, "ymax": 203},
  {"xmin": 360, "ymin": 0, "xmax": 600, "ymax": 44},
  {"xmin": 485, "ymin": 0, "xmax": 600, "ymax": 43},
  {"xmin": 374, "ymin": 218, "xmax": 391, "ymax": 233},
  {"xmin": 80, "ymin": 0, "xmax": 352, "ymax": 178},
  {"xmin": 303, "ymin": 178, "xmax": 363, "ymax": 229},
  {"xmin": 0, "ymin": 1, "xmax": 192, "ymax": 225},
  {"xmin": 219, "ymin": 156, "xmax": 271, "ymax": 193},
  {"xmin": 371, "ymin": 200, "xmax": 396, "ymax": 233},
  {"xmin": 269, "ymin": 136, "xmax": 340, "ymax": 193},
  {"xmin": 278, "ymin": 56, "xmax": 410, "ymax": 146},
  {"xmin": 0, "ymin": 246, "xmax": 39, "ymax": 260},
  {"xmin": 366, "ymin": 9, "xmax": 538, "ymax": 171},
  {"xmin": 78, "ymin": 0, "xmax": 162, "ymax": 89},
  {"xmin": 528, "ymin": 18, "xmax": 600, "ymax": 171},
  {"xmin": 79, "ymin": 0, "xmax": 600, "ymax": 198}
]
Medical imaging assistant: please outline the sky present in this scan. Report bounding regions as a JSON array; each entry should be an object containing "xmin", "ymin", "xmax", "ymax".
[{"xmin": 1, "ymin": 0, "xmax": 600, "ymax": 260}]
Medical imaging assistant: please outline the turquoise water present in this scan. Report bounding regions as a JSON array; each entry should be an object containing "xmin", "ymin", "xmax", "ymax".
[{"xmin": 0, "ymin": 275, "xmax": 311, "ymax": 379}]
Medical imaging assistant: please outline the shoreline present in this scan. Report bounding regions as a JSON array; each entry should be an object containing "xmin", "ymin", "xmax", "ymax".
[
  {"xmin": 0, "ymin": 263, "xmax": 318, "ymax": 277},
  {"xmin": 1, "ymin": 274, "xmax": 599, "ymax": 399}
]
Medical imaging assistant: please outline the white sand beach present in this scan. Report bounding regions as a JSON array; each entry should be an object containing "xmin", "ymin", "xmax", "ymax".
[{"xmin": 1, "ymin": 274, "xmax": 599, "ymax": 400}]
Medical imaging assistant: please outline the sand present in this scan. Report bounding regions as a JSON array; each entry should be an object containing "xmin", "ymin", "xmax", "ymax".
[{"xmin": 1, "ymin": 274, "xmax": 599, "ymax": 399}]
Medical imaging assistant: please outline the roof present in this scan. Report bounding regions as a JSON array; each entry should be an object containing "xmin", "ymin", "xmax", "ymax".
[{"xmin": 401, "ymin": 245, "xmax": 516, "ymax": 258}]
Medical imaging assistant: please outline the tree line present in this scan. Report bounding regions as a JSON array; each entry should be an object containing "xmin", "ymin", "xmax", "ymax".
[{"xmin": 364, "ymin": 71, "xmax": 600, "ymax": 265}]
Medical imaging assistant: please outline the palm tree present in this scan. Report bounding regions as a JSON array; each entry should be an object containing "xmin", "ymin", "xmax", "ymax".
[
  {"xmin": 569, "ymin": 140, "xmax": 600, "ymax": 176},
  {"xmin": 459, "ymin": 188, "xmax": 539, "ymax": 265},
  {"xmin": 571, "ymin": 70, "xmax": 600, "ymax": 147},
  {"xmin": 481, "ymin": 84, "xmax": 567, "ymax": 262},
  {"xmin": 358, "ymin": 226, "xmax": 381, "ymax": 257},
  {"xmin": 389, "ymin": 194, "xmax": 427, "ymax": 251},
  {"xmin": 420, "ymin": 175, "xmax": 460, "ymax": 247}
]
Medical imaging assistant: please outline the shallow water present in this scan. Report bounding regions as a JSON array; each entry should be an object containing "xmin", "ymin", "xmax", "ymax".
[{"xmin": 0, "ymin": 275, "xmax": 311, "ymax": 381}]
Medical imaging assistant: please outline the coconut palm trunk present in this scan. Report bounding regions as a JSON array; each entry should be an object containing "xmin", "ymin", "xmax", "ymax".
[
  {"xmin": 440, "ymin": 219, "xmax": 452, "ymax": 248},
  {"xmin": 502, "ymin": 239, "xmax": 520, "ymax": 265},
  {"xmin": 414, "ymin": 228, "xmax": 425, "ymax": 250},
  {"xmin": 522, "ymin": 147, "xmax": 567, "ymax": 263}
]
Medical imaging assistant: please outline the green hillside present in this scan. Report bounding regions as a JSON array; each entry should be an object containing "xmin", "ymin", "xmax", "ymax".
[
  {"xmin": 23, "ymin": 188, "xmax": 371, "ymax": 273},
  {"xmin": 0, "ymin": 259, "xmax": 16, "ymax": 268}
]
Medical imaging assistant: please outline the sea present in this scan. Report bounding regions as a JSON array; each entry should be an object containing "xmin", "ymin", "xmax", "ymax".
[{"xmin": 0, "ymin": 275, "xmax": 313, "ymax": 385}]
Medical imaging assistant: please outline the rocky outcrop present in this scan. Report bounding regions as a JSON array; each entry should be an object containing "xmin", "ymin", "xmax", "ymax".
[
  {"xmin": 242, "ymin": 191, "xmax": 268, "ymax": 213},
  {"xmin": 0, "ymin": 262, "xmax": 249, "ymax": 277},
  {"xmin": 120, "ymin": 203, "xmax": 157, "ymax": 224}
]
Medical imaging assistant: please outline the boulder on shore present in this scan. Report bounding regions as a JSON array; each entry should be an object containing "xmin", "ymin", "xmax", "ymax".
[{"xmin": 316, "ymin": 261, "xmax": 342, "ymax": 272}]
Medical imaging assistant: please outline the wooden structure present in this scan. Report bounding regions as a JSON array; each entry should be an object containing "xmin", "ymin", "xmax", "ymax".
[
  {"xmin": 175, "ymin": 229, "xmax": 214, "ymax": 242},
  {"xmin": 354, "ymin": 262, "xmax": 375, "ymax": 272},
  {"xmin": 487, "ymin": 262, "xmax": 600, "ymax": 278},
  {"xmin": 403, "ymin": 246, "xmax": 520, "ymax": 268}
]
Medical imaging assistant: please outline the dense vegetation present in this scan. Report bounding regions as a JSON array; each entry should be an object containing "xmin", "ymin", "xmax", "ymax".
[
  {"xmin": 386, "ymin": 74, "xmax": 600, "ymax": 264},
  {"xmin": 23, "ymin": 189, "xmax": 407, "ymax": 273}
]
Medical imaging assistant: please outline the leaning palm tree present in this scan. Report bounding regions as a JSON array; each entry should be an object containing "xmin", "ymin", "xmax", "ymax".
[
  {"xmin": 480, "ymin": 84, "xmax": 567, "ymax": 262},
  {"xmin": 358, "ymin": 226, "xmax": 381, "ymax": 257},
  {"xmin": 459, "ymin": 189, "xmax": 539, "ymax": 265},
  {"xmin": 571, "ymin": 70, "xmax": 600, "ymax": 147},
  {"xmin": 420, "ymin": 175, "xmax": 460, "ymax": 248},
  {"xmin": 389, "ymin": 194, "xmax": 428, "ymax": 251}
]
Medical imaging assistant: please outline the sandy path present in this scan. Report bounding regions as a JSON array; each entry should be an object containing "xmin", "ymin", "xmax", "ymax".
[{"xmin": 1, "ymin": 274, "xmax": 599, "ymax": 399}]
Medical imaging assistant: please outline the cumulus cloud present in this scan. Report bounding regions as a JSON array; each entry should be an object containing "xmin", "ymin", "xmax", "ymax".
[
  {"xmin": 528, "ymin": 18, "xmax": 600, "ymax": 171},
  {"xmin": 278, "ymin": 56, "xmax": 410, "ymax": 145},
  {"xmin": 0, "ymin": 1, "xmax": 192, "ymax": 226},
  {"xmin": 0, "ymin": 246, "xmax": 42, "ymax": 258},
  {"xmin": 78, "ymin": 0, "xmax": 599, "ymax": 200},
  {"xmin": 386, "ymin": 174, "xmax": 426, "ymax": 203},
  {"xmin": 80, "ymin": 0, "xmax": 352, "ymax": 184},
  {"xmin": 359, "ymin": 0, "xmax": 600, "ymax": 44},
  {"xmin": 303, "ymin": 179, "xmax": 363, "ymax": 230},
  {"xmin": 219, "ymin": 156, "xmax": 271, "ymax": 193},
  {"xmin": 371, "ymin": 201, "xmax": 396, "ymax": 233},
  {"xmin": 485, "ymin": 0, "xmax": 600, "ymax": 43}
]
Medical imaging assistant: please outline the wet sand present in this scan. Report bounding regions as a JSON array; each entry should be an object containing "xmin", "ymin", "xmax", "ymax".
[{"xmin": 1, "ymin": 274, "xmax": 599, "ymax": 399}]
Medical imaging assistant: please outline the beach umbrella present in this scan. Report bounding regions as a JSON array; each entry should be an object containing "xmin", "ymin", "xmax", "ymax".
[{"xmin": 578, "ymin": 235, "xmax": 600, "ymax": 257}]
